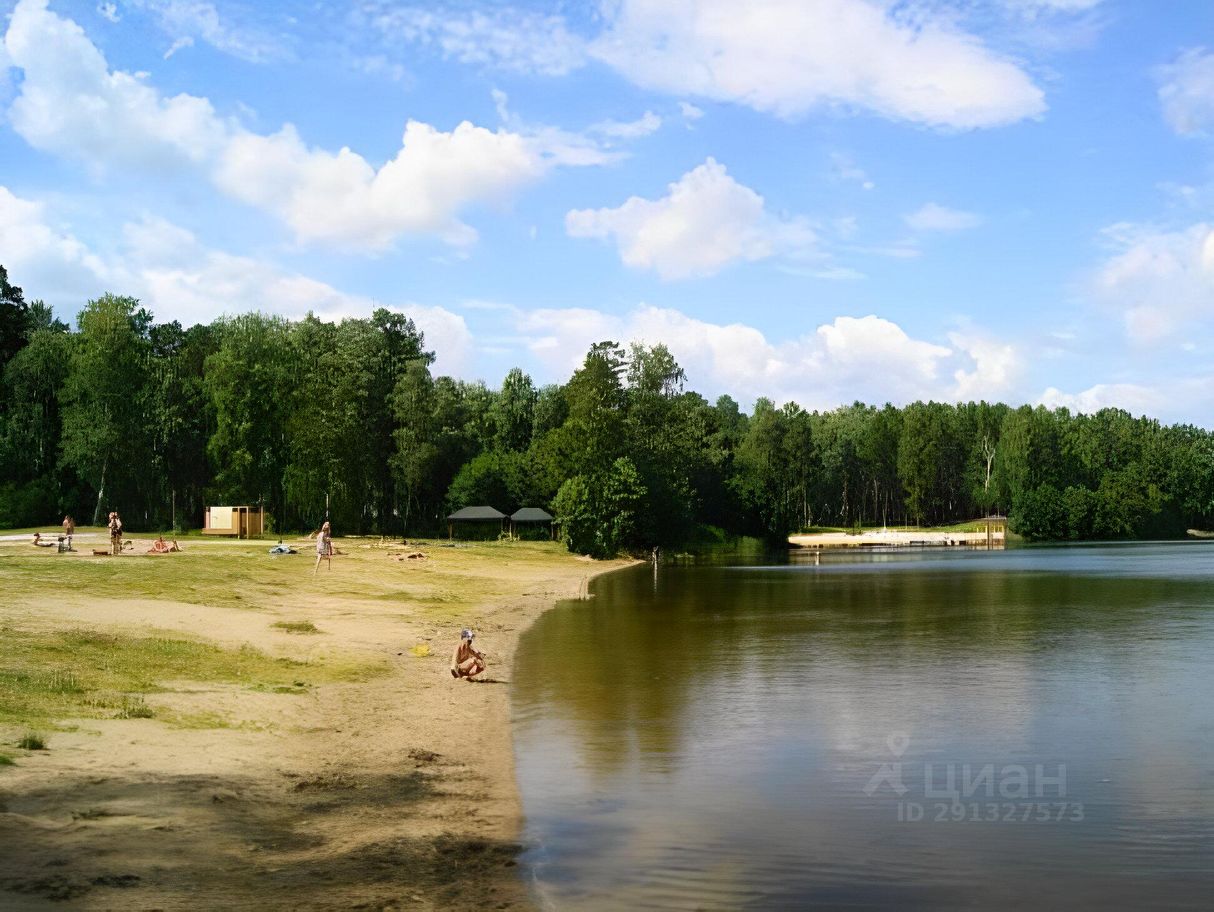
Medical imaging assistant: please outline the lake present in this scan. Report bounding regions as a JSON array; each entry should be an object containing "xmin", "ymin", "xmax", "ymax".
[{"xmin": 511, "ymin": 543, "xmax": 1214, "ymax": 910}]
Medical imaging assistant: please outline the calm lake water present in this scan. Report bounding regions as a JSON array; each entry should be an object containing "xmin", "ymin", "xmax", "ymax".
[{"xmin": 511, "ymin": 543, "xmax": 1214, "ymax": 910}]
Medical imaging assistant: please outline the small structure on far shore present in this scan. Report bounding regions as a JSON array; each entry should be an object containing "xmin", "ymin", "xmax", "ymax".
[
  {"xmin": 203, "ymin": 505, "xmax": 265, "ymax": 538},
  {"xmin": 980, "ymin": 514, "xmax": 1008, "ymax": 548},
  {"xmin": 447, "ymin": 505, "xmax": 507, "ymax": 539},
  {"xmin": 510, "ymin": 507, "xmax": 556, "ymax": 540}
]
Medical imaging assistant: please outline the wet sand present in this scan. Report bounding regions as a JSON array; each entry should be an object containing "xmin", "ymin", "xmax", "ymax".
[{"xmin": 0, "ymin": 535, "xmax": 635, "ymax": 910}]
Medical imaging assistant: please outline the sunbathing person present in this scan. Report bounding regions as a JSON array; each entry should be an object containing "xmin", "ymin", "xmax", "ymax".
[
  {"xmin": 450, "ymin": 628, "xmax": 486, "ymax": 680},
  {"xmin": 147, "ymin": 535, "xmax": 181, "ymax": 554},
  {"xmin": 32, "ymin": 532, "xmax": 56, "ymax": 548}
]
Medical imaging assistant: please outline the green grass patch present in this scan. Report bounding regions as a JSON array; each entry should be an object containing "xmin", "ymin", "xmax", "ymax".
[
  {"xmin": 17, "ymin": 731, "xmax": 46, "ymax": 750},
  {"xmin": 271, "ymin": 620, "xmax": 320, "ymax": 634},
  {"xmin": 0, "ymin": 626, "xmax": 385, "ymax": 730},
  {"xmin": 0, "ymin": 753, "xmax": 14, "ymax": 765},
  {"xmin": 115, "ymin": 696, "xmax": 154, "ymax": 719}
]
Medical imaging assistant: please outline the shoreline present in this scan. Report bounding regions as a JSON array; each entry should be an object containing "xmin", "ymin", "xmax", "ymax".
[
  {"xmin": 473, "ymin": 556, "xmax": 641, "ymax": 908},
  {"xmin": 0, "ymin": 535, "xmax": 637, "ymax": 910}
]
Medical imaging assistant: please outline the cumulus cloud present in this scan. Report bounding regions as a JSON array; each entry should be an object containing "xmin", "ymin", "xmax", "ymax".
[
  {"xmin": 949, "ymin": 331, "xmax": 1022, "ymax": 401},
  {"xmin": 214, "ymin": 120, "xmax": 548, "ymax": 250},
  {"xmin": 566, "ymin": 158, "xmax": 816, "ymax": 279},
  {"xmin": 1157, "ymin": 49, "xmax": 1214, "ymax": 137},
  {"xmin": 514, "ymin": 305, "xmax": 1012, "ymax": 408},
  {"xmin": 1093, "ymin": 221, "xmax": 1214, "ymax": 342},
  {"xmin": 904, "ymin": 202, "xmax": 983, "ymax": 232},
  {"xmin": 2, "ymin": 0, "xmax": 608, "ymax": 251},
  {"xmin": 5, "ymin": 0, "xmax": 229, "ymax": 169},
  {"xmin": 589, "ymin": 0, "xmax": 1046, "ymax": 129},
  {"xmin": 0, "ymin": 184, "xmax": 472, "ymax": 372},
  {"xmin": 1039, "ymin": 376, "xmax": 1214, "ymax": 424},
  {"xmin": 1038, "ymin": 383, "xmax": 1166, "ymax": 416},
  {"xmin": 0, "ymin": 186, "xmax": 111, "ymax": 300}
]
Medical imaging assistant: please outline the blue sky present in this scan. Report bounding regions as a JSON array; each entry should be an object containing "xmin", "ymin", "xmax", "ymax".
[{"xmin": 2, "ymin": 0, "xmax": 1214, "ymax": 422}]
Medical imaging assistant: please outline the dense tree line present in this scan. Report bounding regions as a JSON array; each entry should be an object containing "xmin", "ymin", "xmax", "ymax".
[{"xmin": 3, "ymin": 267, "xmax": 1214, "ymax": 550}]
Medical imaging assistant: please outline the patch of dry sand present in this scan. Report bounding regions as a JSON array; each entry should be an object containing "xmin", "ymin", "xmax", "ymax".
[{"xmin": 0, "ymin": 538, "xmax": 636, "ymax": 910}]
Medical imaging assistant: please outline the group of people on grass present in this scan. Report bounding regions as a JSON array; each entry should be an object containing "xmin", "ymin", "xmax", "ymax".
[
  {"xmin": 30, "ymin": 509, "xmax": 485, "ymax": 682},
  {"xmin": 31, "ymin": 512, "xmax": 182, "ymax": 555}
]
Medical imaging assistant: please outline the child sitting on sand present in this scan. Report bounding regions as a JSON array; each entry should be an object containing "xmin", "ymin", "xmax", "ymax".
[{"xmin": 450, "ymin": 629, "xmax": 486, "ymax": 680}]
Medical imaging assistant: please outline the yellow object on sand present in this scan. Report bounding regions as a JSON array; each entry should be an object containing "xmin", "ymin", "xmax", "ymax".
[{"xmin": 408, "ymin": 644, "xmax": 431, "ymax": 658}]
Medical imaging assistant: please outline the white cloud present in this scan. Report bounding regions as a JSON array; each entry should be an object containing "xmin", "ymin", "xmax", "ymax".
[
  {"xmin": 516, "ymin": 305, "xmax": 998, "ymax": 408},
  {"xmin": 1007, "ymin": 0, "xmax": 1103, "ymax": 14},
  {"xmin": 367, "ymin": 0, "xmax": 1043, "ymax": 129},
  {"xmin": 359, "ymin": 4, "xmax": 586, "ymax": 76},
  {"xmin": 678, "ymin": 101, "xmax": 704, "ymax": 122},
  {"xmin": 97, "ymin": 2, "xmax": 120, "ymax": 24},
  {"xmin": 163, "ymin": 35, "xmax": 195, "ymax": 59},
  {"xmin": 214, "ymin": 120, "xmax": 547, "ymax": 251},
  {"xmin": 1093, "ymin": 221, "xmax": 1214, "ymax": 342},
  {"xmin": 905, "ymin": 202, "xmax": 983, "ymax": 232},
  {"xmin": 590, "ymin": 0, "xmax": 1046, "ymax": 129},
  {"xmin": 566, "ymin": 158, "xmax": 816, "ymax": 279},
  {"xmin": 590, "ymin": 111, "xmax": 662, "ymax": 139},
  {"xmin": 1157, "ymin": 49, "xmax": 1214, "ymax": 137},
  {"xmin": 0, "ymin": 185, "xmax": 111, "ymax": 299},
  {"xmin": 0, "ymin": 185, "xmax": 472, "ymax": 373},
  {"xmin": 830, "ymin": 152, "xmax": 875, "ymax": 190},
  {"xmin": 1038, "ymin": 383, "xmax": 1165, "ymax": 417},
  {"xmin": 127, "ymin": 0, "xmax": 284, "ymax": 64},
  {"xmin": 949, "ymin": 331, "xmax": 1022, "ymax": 401},
  {"xmin": 5, "ymin": 0, "xmax": 229, "ymax": 169},
  {"xmin": 2, "ymin": 0, "xmax": 607, "ymax": 252}
]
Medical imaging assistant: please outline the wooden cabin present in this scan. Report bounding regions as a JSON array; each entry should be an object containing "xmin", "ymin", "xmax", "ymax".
[{"xmin": 203, "ymin": 505, "xmax": 265, "ymax": 538}]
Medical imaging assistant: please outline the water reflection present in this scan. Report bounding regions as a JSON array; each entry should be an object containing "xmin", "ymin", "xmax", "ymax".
[{"xmin": 512, "ymin": 544, "xmax": 1214, "ymax": 910}]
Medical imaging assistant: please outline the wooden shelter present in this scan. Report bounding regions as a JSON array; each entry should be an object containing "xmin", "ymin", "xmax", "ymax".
[
  {"xmin": 447, "ymin": 505, "xmax": 507, "ymax": 539},
  {"xmin": 510, "ymin": 507, "xmax": 556, "ymax": 539},
  {"xmin": 203, "ymin": 505, "xmax": 265, "ymax": 538},
  {"xmin": 979, "ymin": 514, "xmax": 1008, "ymax": 548}
]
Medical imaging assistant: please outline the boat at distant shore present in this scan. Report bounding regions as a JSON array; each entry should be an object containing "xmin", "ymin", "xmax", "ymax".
[{"xmin": 1187, "ymin": 529, "xmax": 1214, "ymax": 539}]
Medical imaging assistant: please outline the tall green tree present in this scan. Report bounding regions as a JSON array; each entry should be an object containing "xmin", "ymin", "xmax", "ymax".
[
  {"xmin": 204, "ymin": 314, "xmax": 294, "ymax": 523},
  {"xmin": 59, "ymin": 295, "xmax": 152, "ymax": 525}
]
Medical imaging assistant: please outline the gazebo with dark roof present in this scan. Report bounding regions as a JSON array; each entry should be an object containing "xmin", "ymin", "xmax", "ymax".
[
  {"xmin": 447, "ymin": 505, "xmax": 507, "ymax": 539},
  {"xmin": 510, "ymin": 507, "xmax": 556, "ymax": 539}
]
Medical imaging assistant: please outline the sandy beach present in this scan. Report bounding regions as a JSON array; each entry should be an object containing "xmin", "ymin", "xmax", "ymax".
[{"xmin": 0, "ymin": 533, "xmax": 635, "ymax": 910}]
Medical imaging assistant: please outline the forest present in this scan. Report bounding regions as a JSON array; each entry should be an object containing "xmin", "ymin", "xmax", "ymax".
[{"xmin": 3, "ymin": 265, "xmax": 1214, "ymax": 554}]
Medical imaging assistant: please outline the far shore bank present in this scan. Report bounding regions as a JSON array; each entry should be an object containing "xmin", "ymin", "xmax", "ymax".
[{"xmin": 0, "ymin": 533, "xmax": 636, "ymax": 910}]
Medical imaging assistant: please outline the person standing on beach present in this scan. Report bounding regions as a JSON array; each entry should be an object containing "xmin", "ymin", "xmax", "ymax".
[
  {"xmin": 62, "ymin": 515, "xmax": 75, "ymax": 551},
  {"xmin": 108, "ymin": 511, "xmax": 123, "ymax": 555},
  {"xmin": 450, "ymin": 629, "xmax": 486, "ymax": 680},
  {"xmin": 314, "ymin": 521, "xmax": 333, "ymax": 575}
]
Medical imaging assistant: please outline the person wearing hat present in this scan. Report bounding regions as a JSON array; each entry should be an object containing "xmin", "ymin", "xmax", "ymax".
[{"xmin": 450, "ymin": 628, "xmax": 486, "ymax": 680}]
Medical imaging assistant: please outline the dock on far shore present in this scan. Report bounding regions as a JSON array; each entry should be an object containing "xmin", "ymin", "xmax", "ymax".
[{"xmin": 789, "ymin": 518, "xmax": 1007, "ymax": 550}]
